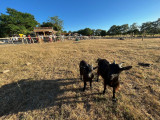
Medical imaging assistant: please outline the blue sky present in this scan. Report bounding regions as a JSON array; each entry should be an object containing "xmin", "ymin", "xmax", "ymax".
[{"xmin": 0, "ymin": 0, "xmax": 160, "ymax": 31}]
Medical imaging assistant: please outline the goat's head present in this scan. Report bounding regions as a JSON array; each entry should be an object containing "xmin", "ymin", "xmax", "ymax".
[
  {"xmin": 96, "ymin": 58, "xmax": 101, "ymax": 63},
  {"xmin": 83, "ymin": 65, "xmax": 94, "ymax": 78},
  {"xmin": 109, "ymin": 61, "xmax": 132, "ymax": 80}
]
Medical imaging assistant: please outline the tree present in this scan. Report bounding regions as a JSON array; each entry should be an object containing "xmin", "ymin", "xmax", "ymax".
[
  {"xmin": 100, "ymin": 30, "xmax": 107, "ymax": 36},
  {"xmin": 0, "ymin": 8, "xmax": 39, "ymax": 37},
  {"xmin": 141, "ymin": 22, "xmax": 154, "ymax": 35},
  {"xmin": 95, "ymin": 29, "xmax": 102, "ymax": 36},
  {"xmin": 107, "ymin": 25, "xmax": 121, "ymax": 35},
  {"xmin": 83, "ymin": 28, "xmax": 93, "ymax": 36},
  {"xmin": 156, "ymin": 18, "xmax": 160, "ymax": 30},
  {"xmin": 77, "ymin": 28, "xmax": 93, "ymax": 36},
  {"xmin": 77, "ymin": 29, "xmax": 84, "ymax": 35},
  {"xmin": 152, "ymin": 18, "xmax": 160, "ymax": 34},
  {"xmin": 92, "ymin": 29, "xmax": 96, "ymax": 36},
  {"xmin": 68, "ymin": 31, "xmax": 72, "ymax": 33},
  {"xmin": 120, "ymin": 24, "xmax": 129, "ymax": 34},
  {"xmin": 128, "ymin": 23, "xmax": 140, "ymax": 35},
  {"xmin": 40, "ymin": 22, "xmax": 54, "ymax": 27},
  {"xmin": 41, "ymin": 16, "xmax": 63, "ymax": 31},
  {"xmin": 63, "ymin": 31, "xmax": 67, "ymax": 33}
]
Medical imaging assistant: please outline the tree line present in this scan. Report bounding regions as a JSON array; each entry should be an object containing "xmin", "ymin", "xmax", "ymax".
[
  {"xmin": 107, "ymin": 20, "xmax": 160, "ymax": 36},
  {"xmin": 0, "ymin": 8, "xmax": 160, "ymax": 37},
  {"xmin": 72, "ymin": 19, "xmax": 160, "ymax": 36}
]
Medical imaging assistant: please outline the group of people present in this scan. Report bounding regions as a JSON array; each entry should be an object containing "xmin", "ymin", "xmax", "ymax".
[
  {"xmin": 38, "ymin": 34, "xmax": 65, "ymax": 42},
  {"xmin": 9, "ymin": 34, "xmax": 34, "ymax": 44},
  {"xmin": 9, "ymin": 34, "xmax": 66, "ymax": 44},
  {"xmin": 11, "ymin": 36, "xmax": 19, "ymax": 41}
]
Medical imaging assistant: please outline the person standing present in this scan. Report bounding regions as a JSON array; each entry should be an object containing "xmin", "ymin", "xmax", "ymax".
[
  {"xmin": 62, "ymin": 35, "xmax": 65, "ymax": 41},
  {"xmin": 49, "ymin": 34, "xmax": 53, "ymax": 42},
  {"xmin": 28, "ymin": 34, "xmax": 31, "ymax": 43},
  {"xmin": 53, "ymin": 34, "xmax": 56, "ymax": 42}
]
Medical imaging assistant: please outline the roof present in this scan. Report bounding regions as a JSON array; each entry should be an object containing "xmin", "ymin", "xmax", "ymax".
[{"xmin": 33, "ymin": 27, "xmax": 57, "ymax": 33}]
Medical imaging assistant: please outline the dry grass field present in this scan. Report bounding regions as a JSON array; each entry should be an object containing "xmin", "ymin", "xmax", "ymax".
[{"xmin": 0, "ymin": 38, "xmax": 160, "ymax": 120}]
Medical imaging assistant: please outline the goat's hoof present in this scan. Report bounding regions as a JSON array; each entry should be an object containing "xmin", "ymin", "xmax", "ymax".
[
  {"xmin": 96, "ymin": 80, "xmax": 99, "ymax": 82},
  {"xmin": 83, "ymin": 89, "xmax": 85, "ymax": 92},
  {"xmin": 103, "ymin": 91, "xmax": 105, "ymax": 95}
]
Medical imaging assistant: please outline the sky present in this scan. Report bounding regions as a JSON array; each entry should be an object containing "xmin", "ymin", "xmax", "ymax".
[{"xmin": 0, "ymin": 0, "xmax": 160, "ymax": 31}]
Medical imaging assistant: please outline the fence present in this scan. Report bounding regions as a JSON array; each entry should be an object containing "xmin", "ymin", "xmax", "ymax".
[
  {"xmin": 1, "ymin": 35, "xmax": 156, "ymax": 45},
  {"xmin": 0, "ymin": 36, "xmax": 106, "ymax": 44}
]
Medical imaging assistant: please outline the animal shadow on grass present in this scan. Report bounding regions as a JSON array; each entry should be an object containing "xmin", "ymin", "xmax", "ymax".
[
  {"xmin": 0, "ymin": 78, "xmax": 84, "ymax": 116},
  {"xmin": 0, "ymin": 78, "xmax": 118, "ymax": 117}
]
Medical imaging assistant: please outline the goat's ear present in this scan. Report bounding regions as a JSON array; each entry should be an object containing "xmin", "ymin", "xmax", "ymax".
[
  {"xmin": 96, "ymin": 58, "xmax": 100, "ymax": 63},
  {"xmin": 121, "ymin": 66, "xmax": 132, "ymax": 71}
]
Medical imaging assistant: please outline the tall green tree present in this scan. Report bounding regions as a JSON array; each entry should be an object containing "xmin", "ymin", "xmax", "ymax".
[
  {"xmin": 100, "ymin": 30, "xmax": 107, "ymax": 36},
  {"xmin": 128, "ymin": 23, "xmax": 139, "ymax": 35},
  {"xmin": 92, "ymin": 29, "xmax": 96, "ymax": 36},
  {"xmin": 40, "ymin": 22, "xmax": 54, "ymax": 28},
  {"xmin": 83, "ymin": 28, "xmax": 93, "ymax": 36},
  {"xmin": 68, "ymin": 31, "xmax": 72, "ymax": 33},
  {"xmin": 120, "ymin": 24, "xmax": 129, "ymax": 34},
  {"xmin": 107, "ymin": 25, "xmax": 121, "ymax": 35},
  {"xmin": 41, "ymin": 16, "xmax": 63, "ymax": 31},
  {"xmin": 0, "ymin": 8, "xmax": 39, "ymax": 37},
  {"xmin": 77, "ymin": 28, "xmax": 93, "ymax": 36},
  {"xmin": 95, "ymin": 29, "xmax": 102, "ymax": 36},
  {"xmin": 152, "ymin": 18, "xmax": 160, "ymax": 34},
  {"xmin": 63, "ymin": 31, "xmax": 67, "ymax": 33},
  {"xmin": 141, "ymin": 22, "xmax": 155, "ymax": 35}
]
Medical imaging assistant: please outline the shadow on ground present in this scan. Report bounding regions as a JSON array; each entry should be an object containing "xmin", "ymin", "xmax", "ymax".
[
  {"xmin": 0, "ymin": 78, "xmax": 78, "ymax": 116},
  {"xmin": 0, "ymin": 78, "xmax": 117, "ymax": 116}
]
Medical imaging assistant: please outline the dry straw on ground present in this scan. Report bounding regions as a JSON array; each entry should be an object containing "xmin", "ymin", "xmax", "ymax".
[{"xmin": 0, "ymin": 38, "xmax": 160, "ymax": 120}]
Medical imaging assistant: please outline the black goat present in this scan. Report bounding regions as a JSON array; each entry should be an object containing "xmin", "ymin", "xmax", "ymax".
[
  {"xmin": 96, "ymin": 58, "xmax": 132, "ymax": 101},
  {"xmin": 79, "ymin": 60, "xmax": 95, "ymax": 91}
]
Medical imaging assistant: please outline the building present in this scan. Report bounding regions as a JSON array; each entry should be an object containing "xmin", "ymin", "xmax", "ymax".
[{"xmin": 33, "ymin": 27, "xmax": 57, "ymax": 36}]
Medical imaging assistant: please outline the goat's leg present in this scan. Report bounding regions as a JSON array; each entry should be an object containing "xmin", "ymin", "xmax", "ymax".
[
  {"xmin": 97, "ymin": 74, "xmax": 99, "ymax": 82},
  {"xmin": 90, "ymin": 80, "xmax": 92, "ymax": 89},
  {"xmin": 96, "ymin": 69, "xmax": 99, "ymax": 82},
  {"xmin": 103, "ymin": 81, "xmax": 107, "ymax": 94},
  {"xmin": 80, "ymin": 69, "xmax": 83, "ymax": 80},
  {"xmin": 97, "ymin": 73, "xmax": 99, "ymax": 82},
  {"xmin": 83, "ymin": 81, "xmax": 86, "ymax": 91},
  {"xmin": 112, "ymin": 87, "xmax": 117, "ymax": 101}
]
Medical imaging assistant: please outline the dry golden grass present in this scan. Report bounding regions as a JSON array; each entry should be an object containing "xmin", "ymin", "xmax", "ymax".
[{"xmin": 0, "ymin": 38, "xmax": 160, "ymax": 120}]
